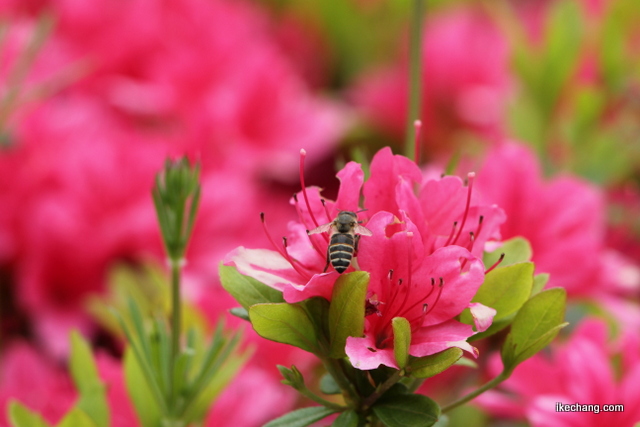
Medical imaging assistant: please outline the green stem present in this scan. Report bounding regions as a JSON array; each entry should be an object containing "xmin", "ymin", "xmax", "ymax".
[
  {"xmin": 298, "ymin": 385, "xmax": 347, "ymax": 411},
  {"xmin": 169, "ymin": 258, "xmax": 182, "ymax": 411},
  {"xmin": 441, "ymin": 370, "xmax": 511, "ymax": 413},
  {"xmin": 322, "ymin": 357, "xmax": 360, "ymax": 407},
  {"xmin": 404, "ymin": 0, "xmax": 424, "ymax": 160},
  {"xmin": 170, "ymin": 259, "xmax": 182, "ymax": 359},
  {"xmin": 362, "ymin": 369, "xmax": 404, "ymax": 410}
]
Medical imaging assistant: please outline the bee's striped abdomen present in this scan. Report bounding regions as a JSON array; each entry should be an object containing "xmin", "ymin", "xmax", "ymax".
[{"xmin": 329, "ymin": 233, "xmax": 355, "ymax": 273}]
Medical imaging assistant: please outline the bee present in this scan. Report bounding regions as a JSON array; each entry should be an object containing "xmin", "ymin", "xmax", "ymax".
[{"xmin": 308, "ymin": 211, "xmax": 372, "ymax": 274}]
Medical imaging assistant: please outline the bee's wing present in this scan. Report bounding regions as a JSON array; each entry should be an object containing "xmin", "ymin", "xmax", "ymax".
[
  {"xmin": 307, "ymin": 222, "xmax": 333, "ymax": 235},
  {"xmin": 354, "ymin": 224, "xmax": 373, "ymax": 236}
]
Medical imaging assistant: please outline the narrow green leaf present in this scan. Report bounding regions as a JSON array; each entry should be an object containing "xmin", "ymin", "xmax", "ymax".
[
  {"xmin": 56, "ymin": 409, "xmax": 98, "ymax": 427},
  {"xmin": 483, "ymin": 237, "xmax": 532, "ymax": 268},
  {"xmin": 333, "ymin": 410, "xmax": 359, "ymax": 427},
  {"xmin": 263, "ymin": 406, "xmax": 337, "ymax": 427},
  {"xmin": 328, "ymin": 271, "xmax": 370, "ymax": 358},
  {"xmin": 407, "ymin": 348, "xmax": 463, "ymax": 379},
  {"xmin": 249, "ymin": 303, "xmax": 319, "ymax": 353},
  {"xmin": 68, "ymin": 332, "xmax": 109, "ymax": 427},
  {"xmin": 219, "ymin": 264, "xmax": 284, "ymax": 310},
  {"xmin": 502, "ymin": 288, "xmax": 568, "ymax": 371},
  {"xmin": 392, "ymin": 317, "xmax": 411, "ymax": 369},
  {"xmin": 123, "ymin": 348, "xmax": 163, "ymax": 427},
  {"xmin": 8, "ymin": 401, "xmax": 51, "ymax": 427},
  {"xmin": 319, "ymin": 373, "xmax": 341, "ymax": 395},
  {"xmin": 372, "ymin": 393, "xmax": 440, "ymax": 427}
]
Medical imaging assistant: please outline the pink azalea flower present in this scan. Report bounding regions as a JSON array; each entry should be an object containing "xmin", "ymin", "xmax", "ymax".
[
  {"xmin": 226, "ymin": 147, "xmax": 505, "ymax": 369},
  {"xmin": 0, "ymin": 341, "xmax": 77, "ymax": 426},
  {"xmin": 475, "ymin": 142, "xmax": 609, "ymax": 298},
  {"xmin": 0, "ymin": 0, "xmax": 344, "ymax": 358},
  {"xmin": 353, "ymin": 8, "xmax": 511, "ymax": 153},
  {"xmin": 475, "ymin": 317, "xmax": 640, "ymax": 427}
]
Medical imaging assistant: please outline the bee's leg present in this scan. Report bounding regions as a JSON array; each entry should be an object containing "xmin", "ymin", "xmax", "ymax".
[
  {"xmin": 323, "ymin": 247, "xmax": 330, "ymax": 273},
  {"xmin": 354, "ymin": 234, "xmax": 361, "ymax": 257}
]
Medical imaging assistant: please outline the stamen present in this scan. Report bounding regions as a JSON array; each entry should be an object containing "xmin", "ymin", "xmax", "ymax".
[
  {"xmin": 320, "ymin": 198, "xmax": 333, "ymax": 223},
  {"xmin": 388, "ymin": 269, "xmax": 394, "ymax": 281},
  {"xmin": 408, "ymin": 303, "xmax": 429, "ymax": 332},
  {"xmin": 299, "ymin": 149, "xmax": 320, "ymax": 228},
  {"xmin": 260, "ymin": 213, "xmax": 287, "ymax": 259},
  {"xmin": 425, "ymin": 278, "xmax": 444, "ymax": 314},
  {"xmin": 485, "ymin": 253, "xmax": 505, "ymax": 274},
  {"xmin": 414, "ymin": 120, "xmax": 422, "ymax": 165},
  {"xmin": 293, "ymin": 193, "xmax": 328, "ymax": 256},
  {"xmin": 467, "ymin": 231, "xmax": 475, "ymax": 251},
  {"xmin": 444, "ymin": 221, "xmax": 458, "ymax": 246},
  {"xmin": 451, "ymin": 172, "xmax": 476, "ymax": 246},
  {"xmin": 282, "ymin": 237, "xmax": 312, "ymax": 279}
]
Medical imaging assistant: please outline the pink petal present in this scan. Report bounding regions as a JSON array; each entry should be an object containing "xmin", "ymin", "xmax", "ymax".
[
  {"xmin": 363, "ymin": 147, "xmax": 422, "ymax": 216},
  {"xmin": 468, "ymin": 302, "xmax": 496, "ymax": 332},
  {"xmin": 335, "ymin": 161, "xmax": 364, "ymax": 212},
  {"xmin": 412, "ymin": 246, "xmax": 485, "ymax": 326},
  {"xmin": 345, "ymin": 336, "xmax": 398, "ymax": 370},
  {"xmin": 410, "ymin": 319, "xmax": 478, "ymax": 358},
  {"xmin": 283, "ymin": 272, "xmax": 338, "ymax": 303}
]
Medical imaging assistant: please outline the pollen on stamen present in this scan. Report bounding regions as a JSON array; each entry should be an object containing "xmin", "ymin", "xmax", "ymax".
[{"xmin": 444, "ymin": 221, "xmax": 458, "ymax": 246}]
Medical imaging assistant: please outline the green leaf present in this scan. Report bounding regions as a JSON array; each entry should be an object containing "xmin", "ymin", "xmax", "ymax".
[
  {"xmin": 278, "ymin": 365, "xmax": 305, "ymax": 390},
  {"xmin": 328, "ymin": 271, "xmax": 370, "ymax": 358},
  {"xmin": 68, "ymin": 332, "xmax": 109, "ymax": 427},
  {"xmin": 56, "ymin": 409, "xmax": 98, "ymax": 427},
  {"xmin": 249, "ymin": 303, "xmax": 319, "ymax": 353},
  {"xmin": 502, "ymin": 288, "xmax": 569, "ymax": 371},
  {"xmin": 319, "ymin": 373, "xmax": 341, "ymax": 395},
  {"xmin": 372, "ymin": 393, "xmax": 440, "ymax": 427},
  {"xmin": 483, "ymin": 237, "xmax": 532, "ymax": 268},
  {"xmin": 392, "ymin": 317, "xmax": 411, "ymax": 369},
  {"xmin": 333, "ymin": 410, "xmax": 359, "ymax": 427},
  {"xmin": 532, "ymin": 273, "xmax": 550, "ymax": 295},
  {"xmin": 407, "ymin": 348, "xmax": 463, "ymax": 379},
  {"xmin": 464, "ymin": 262, "xmax": 534, "ymax": 323},
  {"xmin": 8, "ymin": 401, "xmax": 51, "ymax": 427},
  {"xmin": 123, "ymin": 348, "xmax": 163, "ymax": 427},
  {"xmin": 263, "ymin": 406, "xmax": 337, "ymax": 427},
  {"xmin": 229, "ymin": 307, "xmax": 250, "ymax": 321},
  {"xmin": 219, "ymin": 264, "xmax": 284, "ymax": 310}
]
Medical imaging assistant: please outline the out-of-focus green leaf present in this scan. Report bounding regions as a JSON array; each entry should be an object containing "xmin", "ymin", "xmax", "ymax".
[
  {"xmin": 68, "ymin": 331, "xmax": 109, "ymax": 427},
  {"xmin": 8, "ymin": 401, "xmax": 51, "ymax": 427},
  {"xmin": 333, "ymin": 410, "xmax": 359, "ymax": 427}
]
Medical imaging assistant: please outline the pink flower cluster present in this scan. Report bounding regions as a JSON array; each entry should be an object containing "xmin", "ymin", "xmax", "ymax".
[
  {"xmin": 476, "ymin": 317, "xmax": 640, "ymax": 427},
  {"xmin": 227, "ymin": 147, "xmax": 505, "ymax": 369}
]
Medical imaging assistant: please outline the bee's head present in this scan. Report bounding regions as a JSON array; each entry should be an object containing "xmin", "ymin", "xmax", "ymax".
[{"xmin": 335, "ymin": 211, "xmax": 357, "ymax": 232}]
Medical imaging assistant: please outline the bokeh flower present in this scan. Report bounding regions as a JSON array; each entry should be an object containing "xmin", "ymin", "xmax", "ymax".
[{"xmin": 476, "ymin": 317, "xmax": 640, "ymax": 427}]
